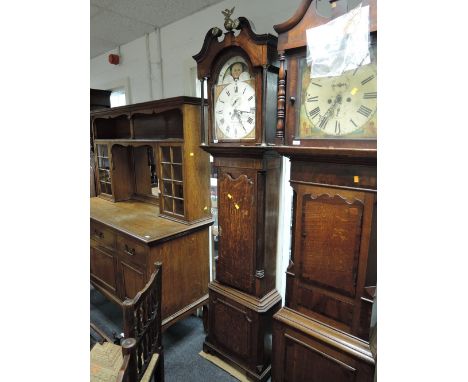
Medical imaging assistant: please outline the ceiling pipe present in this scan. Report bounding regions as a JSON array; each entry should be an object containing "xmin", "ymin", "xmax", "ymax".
[
  {"xmin": 145, "ymin": 33, "xmax": 154, "ymax": 100},
  {"xmin": 155, "ymin": 27, "xmax": 164, "ymax": 99}
]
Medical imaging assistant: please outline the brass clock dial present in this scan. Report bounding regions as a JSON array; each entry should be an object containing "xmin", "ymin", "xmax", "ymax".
[
  {"xmin": 213, "ymin": 55, "xmax": 256, "ymax": 140},
  {"xmin": 299, "ymin": 39, "xmax": 377, "ymax": 140},
  {"xmin": 303, "ymin": 62, "xmax": 376, "ymax": 137}
]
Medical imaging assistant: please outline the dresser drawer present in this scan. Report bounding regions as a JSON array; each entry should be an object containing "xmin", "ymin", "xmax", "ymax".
[
  {"xmin": 90, "ymin": 222, "xmax": 115, "ymax": 250},
  {"xmin": 116, "ymin": 236, "xmax": 147, "ymax": 265}
]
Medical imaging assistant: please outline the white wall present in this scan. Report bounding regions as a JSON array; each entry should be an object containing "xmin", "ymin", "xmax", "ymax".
[
  {"xmin": 91, "ymin": 0, "xmax": 301, "ymax": 101},
  {"xmin": 159, "ymin": 0, "xmax": 301, "ymax": 98},
  {"xmin": 90, "ymin": 0, "xmax": 300, "ymax": 301}
]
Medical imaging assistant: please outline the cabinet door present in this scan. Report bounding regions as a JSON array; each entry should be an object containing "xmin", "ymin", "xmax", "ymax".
[
  {"xmin": 90, "ymin": 245, "xmax": 118, "ymax": 294},
  {"xmin": 118, "ymin": 259, "xmax": 146, "ymax": 300},
  {"xmin": 217, "ymin": 169, "xmax": 256, "ymax": 294},
  {"xmin": 95, "ymin": 144, "xmax": 113, "ymax": 197}
]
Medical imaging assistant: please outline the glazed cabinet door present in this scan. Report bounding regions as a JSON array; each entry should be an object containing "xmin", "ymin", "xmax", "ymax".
[
  {"xmin": 95, "ymin": 143, "xmax": 113, "ymax": 198},
  {"xmin": 216, "ymin": 167, "xmax": 257, "ymax": 294}
]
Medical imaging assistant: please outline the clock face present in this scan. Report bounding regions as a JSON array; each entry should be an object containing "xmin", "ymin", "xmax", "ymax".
[
  {"xmin": 214, "ymin": 81, "xmax": 256, "ymax": 139},
  {"xmin": 299, "ymin": 46, "xmax": 377, "ymax": 139},
  {"xmin": 213, "ymin": 55, "xmax": 256, "ymax": 140}
]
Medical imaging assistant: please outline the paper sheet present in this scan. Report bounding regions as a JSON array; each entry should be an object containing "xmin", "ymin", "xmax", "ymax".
[{"xmin": 306, "ymin": 4, "xmax": 370, "ymax": 78}]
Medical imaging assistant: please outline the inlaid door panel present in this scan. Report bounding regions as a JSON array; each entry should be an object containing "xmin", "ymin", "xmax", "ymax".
[
  {"xmin": 90, "ymin": 244, "xmax": 117, "ymax": 293},
  {"xmin": 217, "ymin": 170, "xmax": 256, "ymax": 293},
  {"xmin": 299, "ymin": 193, "xmax": 364, "ymax": 297},
  {"xmin": 289, "ymin": 184, "xmax": 375, "ymax": 338}
]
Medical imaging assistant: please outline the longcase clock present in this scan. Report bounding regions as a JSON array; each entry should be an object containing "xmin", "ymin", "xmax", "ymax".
[
  {"xmin": 271, "ymin": 1, "xmax": 377, "ymax": 382},
  {"xmin": 193, "ymin": 12, "xmax": 281, "ymax": 382}
]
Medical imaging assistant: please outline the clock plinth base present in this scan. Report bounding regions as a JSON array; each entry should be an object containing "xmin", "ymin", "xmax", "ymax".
[
  {"xmin": 204, "ymin": 281, "xmax": 281, "ymax": 382},
  {"xmin": 272, "ymin": 307, "xmax": 375, "ymax": 382}
]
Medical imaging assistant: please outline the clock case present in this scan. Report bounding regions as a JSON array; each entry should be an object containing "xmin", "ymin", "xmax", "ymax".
[
  {"xmin": 193, "ymin": 17, "xmax": 279, "ymax": 147},
  {"xmin": 193, "ymin": 17, "xmax": 282, "ymax": 381},
  {"xmin": 271, "ymin": 1, "xmax": 377, "ymax": 381}
]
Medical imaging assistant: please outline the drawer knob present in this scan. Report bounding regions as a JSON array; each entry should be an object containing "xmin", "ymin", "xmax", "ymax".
[
  {"xmin": 94, "ymin": 229, "xmax": 103, "ymax": 239},
  {"xmin": 124, "ymin": 244, "xmax": 135, "ymax": 256}
]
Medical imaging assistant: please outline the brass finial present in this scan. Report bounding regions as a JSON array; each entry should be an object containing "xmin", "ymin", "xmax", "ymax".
[
  {"xmin": 221, "ymin": 7, "xmax": 240, "ymax": 31},
  {"xmin": 211, "ymin": 27, "xmax": 222, "ymax": 37}
]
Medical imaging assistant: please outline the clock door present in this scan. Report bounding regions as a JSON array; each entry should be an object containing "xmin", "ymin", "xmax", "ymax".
[
  {"xmin": 216, "ymin": 167, "xmax": 256, "ymax": 294},
  {"xmin": 289, "ymin": 184, "xmax": 375, "ymax": 339}
]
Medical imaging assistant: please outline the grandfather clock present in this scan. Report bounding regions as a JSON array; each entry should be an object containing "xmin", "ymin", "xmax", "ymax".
[
  {"xmin": 193, "ymin": 11, "xmax": 281, "ymax": 381},
  {"xmin": 271, "ymin": 1, "xmax": 377, "ymax": 381}
]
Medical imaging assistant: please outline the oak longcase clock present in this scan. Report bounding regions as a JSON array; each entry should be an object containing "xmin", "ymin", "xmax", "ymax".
[
  {"xmin": 272, "ymin": 1, "xmax": 377, "ymax": 382},
  {"xmin": 193, "ymin": 13, "xmax": 281, "ymax": 382}
]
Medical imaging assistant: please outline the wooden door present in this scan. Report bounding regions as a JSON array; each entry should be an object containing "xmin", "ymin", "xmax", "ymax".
[
  {"xmin": 216, "ymin": 168, "xmax": 257, "ymax": 294},
  {"xmin": 118, "ymin": 258, "xmax": 146, "ymax": 300},
  {"xmin": 289, "ymin": 184, "xmax": 376, "ymax": 339},
  {"xmin": 90, "ymin": 245, "xmax": 118, "ymax": 295}
]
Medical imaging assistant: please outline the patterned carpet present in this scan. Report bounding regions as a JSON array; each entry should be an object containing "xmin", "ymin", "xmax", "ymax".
[{"xmin": 90, "ymin": 286, "xmax": 239, "ymax": 382}]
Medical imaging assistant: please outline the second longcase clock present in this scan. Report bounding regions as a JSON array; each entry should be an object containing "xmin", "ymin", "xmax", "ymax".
[
  {"xmin": 193, "ymin": 13, "xmax": 281, "ymax": 381},
  {"xmin": 272, "ymin": 1, "xmax": 377, "ymax": 381}
]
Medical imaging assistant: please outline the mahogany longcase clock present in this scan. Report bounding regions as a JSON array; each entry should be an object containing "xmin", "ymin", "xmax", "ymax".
[
  {"xmin": 271, "ymin": 1, "xmax": 377, "ymax": 382},
  {"xmin": 193, "ymin": 14, "xmax": 281, "ymax": 382}
]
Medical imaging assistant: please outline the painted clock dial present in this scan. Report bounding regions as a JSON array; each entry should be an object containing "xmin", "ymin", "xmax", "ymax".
[
  {"xmin": 299, "ymin": 45, "xmax": 377, "ymax": 139},
  {"xmin": 213, "ymin": 55, "xmax": 256, "ymax": 140}
]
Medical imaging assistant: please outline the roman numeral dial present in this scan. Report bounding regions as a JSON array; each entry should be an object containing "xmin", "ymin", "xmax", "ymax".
[
  {"xmin": 302, "ymin": 59, "xmax": 377, "ymax": 137},
  {"xmin": 214, "ymin": 80, "xmax": 256, "ymax": 140}
]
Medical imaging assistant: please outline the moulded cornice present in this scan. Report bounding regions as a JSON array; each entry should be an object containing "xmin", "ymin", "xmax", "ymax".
[{"xmin": 193, "ymin": 17, "xmax": 277, "ymax": 79}]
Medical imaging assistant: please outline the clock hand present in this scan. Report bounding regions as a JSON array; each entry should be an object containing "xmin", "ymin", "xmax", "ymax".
[
  {"xmin": 335, "ymin": 105, "xmax": 341, "ymax": 118},
  {"xmin": 323, "ymin": 94, "xmax": 343, "ymax": 119},
  {"xmin": 317, "ymin": 95, "xmax": 341, "ymax": 128},
  {"xmin": 232, "ymin": 110, "xmax": 246, "ymax": 131},
  {"xmin": 323, "ymin": 97, "xmax": 339, "ymax": 119}
]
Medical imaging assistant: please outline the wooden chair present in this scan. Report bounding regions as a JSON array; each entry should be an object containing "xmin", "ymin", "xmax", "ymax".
[{"xmin": 91, "ymin": 262, "xmax": 164, "ymax": 382}]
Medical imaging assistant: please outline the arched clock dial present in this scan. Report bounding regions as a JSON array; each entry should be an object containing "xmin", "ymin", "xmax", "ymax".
[
  {"xmin": 212, "ymin": 54, "xmax": 256, "ymax": 140},
  {"xmin": 214, "ymin": 80, "xmax": 256, "ymax": 139},
  {"xmin": 303, "ymin": 62, "xmax": 377, "ymax": 137}
]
